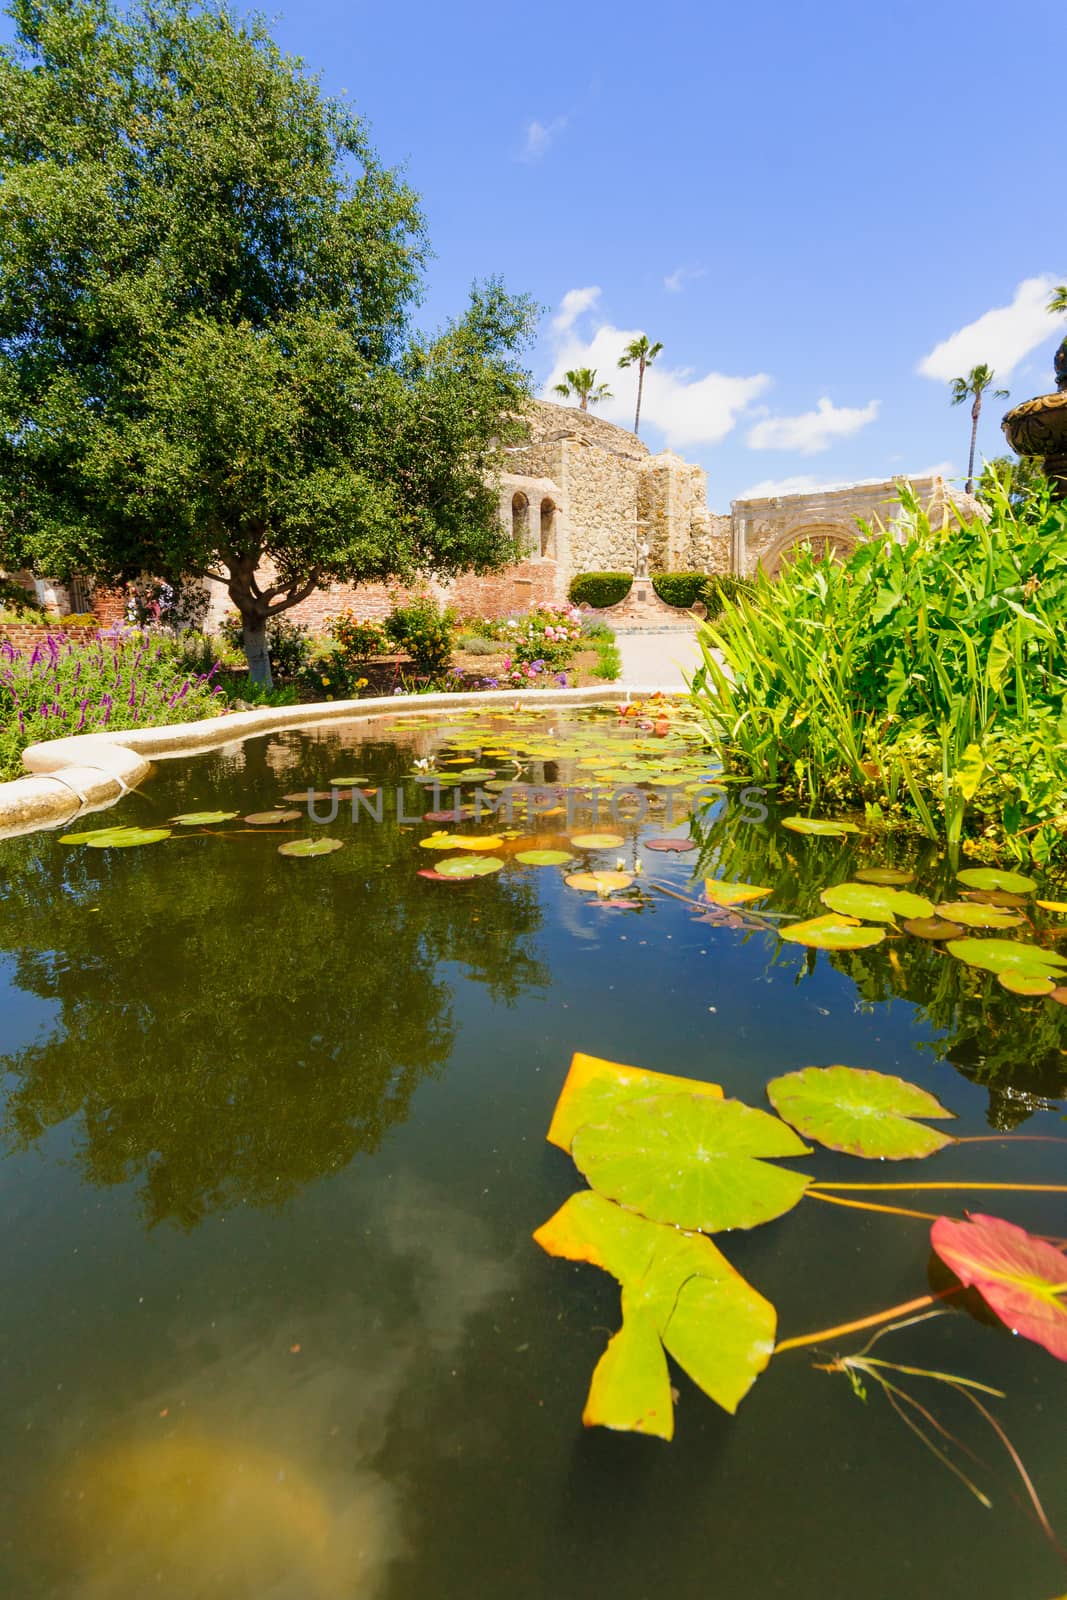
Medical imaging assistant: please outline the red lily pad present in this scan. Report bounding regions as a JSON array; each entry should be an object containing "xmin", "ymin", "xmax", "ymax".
[
  {"xmin": 644, "ymin": 838, "xmax": 698, "ymax": 853},
  {"xmin": 930, "ymin": 1214, "xmax": 1067, "ymax": 1362}
]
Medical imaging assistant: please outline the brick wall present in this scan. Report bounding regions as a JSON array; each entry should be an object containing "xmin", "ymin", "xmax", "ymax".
[{"xmin": 0, "ymin": 622, "xmax": 99, "ymax": 650}]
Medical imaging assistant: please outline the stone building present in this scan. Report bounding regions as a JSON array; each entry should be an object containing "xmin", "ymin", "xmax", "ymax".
[{"xmin": 5, "ymin": 398, "xmax": 979, "ymax": 629}]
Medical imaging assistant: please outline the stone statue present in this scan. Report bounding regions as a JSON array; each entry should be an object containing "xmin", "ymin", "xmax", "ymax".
[{"xmin": 635, "ymin": 538, "xmax": 650, "ymax": 578}]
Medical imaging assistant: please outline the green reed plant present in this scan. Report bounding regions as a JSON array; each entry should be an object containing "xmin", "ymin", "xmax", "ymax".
[{"xmin": 691, "ymin": 474, "xmax": 1067, "ymax": 862}]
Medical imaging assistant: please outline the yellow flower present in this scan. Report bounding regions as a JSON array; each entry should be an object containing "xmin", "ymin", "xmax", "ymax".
[{"xmin": 321, "ymin": 677, "xmax": 330, "ymax": 685}]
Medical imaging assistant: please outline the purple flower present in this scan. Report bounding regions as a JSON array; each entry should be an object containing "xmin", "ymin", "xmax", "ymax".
[{"xmin": 555, "ymin": 672, "xmax": 569, "ymax": 687}]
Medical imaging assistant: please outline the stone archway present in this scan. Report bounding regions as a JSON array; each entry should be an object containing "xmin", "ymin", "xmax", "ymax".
[
  {"xmin": 760, "ymin": 521, "xmax": 858, "ymax": 578},
  {"xmin": 511, "ymin": 492, "xmax": 530, "ymax": 546},
  {"xmin": 539, "ymin": 499, "xmax": 557, "ymax": 560}
]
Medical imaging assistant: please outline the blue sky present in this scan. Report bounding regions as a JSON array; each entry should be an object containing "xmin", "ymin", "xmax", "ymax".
[{"xmin": 8, "ymin": 0, "xmax": 1064, "ymax": 506}]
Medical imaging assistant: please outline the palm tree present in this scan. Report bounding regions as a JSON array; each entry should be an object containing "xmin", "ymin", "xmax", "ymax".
[
  {"xmin": 552, "ymin": 367, "xmax": 613, "ymax": 411},
  {"xmin": 617, "ymin": 334, "xmax": 663, "ymax": 434},
  {"xmin": 1048, "ymin": 285, "xmax": 1067, "ymax": 314},
  {"xmin": 950, "ymin": 364, "xmax": 1009, "ymax": 494}
]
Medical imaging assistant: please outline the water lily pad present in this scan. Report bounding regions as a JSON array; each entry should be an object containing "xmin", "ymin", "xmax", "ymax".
[
  {"xmin": 450, "ymin": 836, "xmax": 505, "ymax": 852},
  {"xmin": 644, "ymin": 838, "xmax": 698, "ymax": 853},
  {"xmin": 515, "ymin": 849, "xmax": 575, "ymax": 866},
  {"xmin": 998, "ymin": 971, "xmax": 1056, "ymax": 996},
  {"xmin": 329, "ymin": 776, "xmax": 369, "ymax": 786},
  {"xmin": 766, "ymin": 1066, "xmax": 954, "ymax": 1160},
  {"xmin": 565, "ymin": 871, "xmax": 634, "ymax": 894},
  {"xmin": 419, "ymin": 833, "xmax": 468, "ymax": 850},
  {"xmin": 453, "ymin": 768, "xmax": 497, "ymax": 781},
  {"xmin": 60, "ymin": 825, "xmax": 172, "ymax": 848},
  {"xmin": 423, "ymin": 807, "xmax": 477, "ymax": 823},
  {"xmin": 936, "ymin": 901, "xmax": 1024, "ymax": 930},
  {"xmin": 704, "ymin": 879, "xmax": 772, "ymax": 906},
  {"xmin": 433, "ymin": 855, "xmax": 504, "ymax": 878},
  {"xmin": 820, "ymin": 882, "xmax": 934, "ymax": 924},
  {"xmin": 1037, "ymin": 900, "xmax": 1067, "ymax": 915},
  {"xmin": 946, "ymin": 938, "xmax": 1067, "ymax": 980},
  {"xmin": 956, "ymin": 867, "xmax": 1036, "ymax": 894},
  {"xmin": 547, "ymin": 1051, "xmax": 722, "ymax": 1153},
  {"xmin": 782, "ymin": 816, "xmax": 860, "ymax": 837},
  {"xmin": 281, "ymin": 791, "xmax": 335, "ymax": 802},
  {"xmin": 277, "ymin": 837, "xmax": 344, "ymax": 858},
  {"xmin": 930, "ymin": 1214, "xmax": 1067, "ymax": 1361},
  {"xmin": 170, "ymin": 811, "xmax": 239, "ymax": 826},
  {"xmin": 854, "ymin": 867, "xmax": 916, "ymax": 885},
  {"xmin": 571, "ymin": 1094, "xmax": 811, "ymax": 1233},
  {"xmin": 902, "ymin": 917, "xmax": 964, "ymax": 940},
  {"xmin": 533, "ymin": 1191, "xmax": 776, "ymax": 1434},
  {"xmin": 571, "ymin": 832, "xmax": 625, "ymax": 849},
  {"xmin": 779, "ymin": 915, "xmax": 886, "ymax": 950},
  {"xmin": 245, "ymin": 810, "xmax": 301, "ymax": 825}
]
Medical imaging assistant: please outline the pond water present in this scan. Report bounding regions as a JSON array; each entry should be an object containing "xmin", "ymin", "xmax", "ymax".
[{"xmin": 0, "ymin": 704, "xmax": 1064, "ymax": 1600}]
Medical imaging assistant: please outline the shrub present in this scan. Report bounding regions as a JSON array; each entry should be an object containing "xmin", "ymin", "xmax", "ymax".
[
  {"xmin": 225, "ymin": 675, "xmax": 300, "ymax": 707},
  {"xmin": 455, "ymin": 633, "xmax": 499, "ymax": 656},
  {"xmin": 330, "ymin": 611, "xmax": 387, "ymax": 662},
  {"xmin": 568, "ymin": 572, "xmax": 633, "ymax": 609},
  {"xmin": 651, "ymin": 571, "xmax": 708, "ymax": 609},
  {"xmin": 502, "ymin": 603, "xmax": 583, "ymax": 668},
  {"xmin": 580, "ymin": 615, "xmax": 615, "ymax": 642},
  {"xmin": 299, "ymin": 656, "xmax": 369, "ymax": 701},
  {"xmin": 384, "ymin": 595, "xmax": 455, "ymax": 674},
  {"xmin": 0, "ymin": 578, "xmax": 45, "ymax": 617},
  {"xmin": 219, "ymin": 613, "xmax": 312, "ymax": 677},
  {"xmin": 0, "ymin": 629, "xmax": 226, "ymax": 779},
  {"xmin": 592, "ymin": 640, "xmax": 622, "ymax": 681},
  {"xmin": 692, "ymin": 481, "xmax": 1067, "ymax": 864}
]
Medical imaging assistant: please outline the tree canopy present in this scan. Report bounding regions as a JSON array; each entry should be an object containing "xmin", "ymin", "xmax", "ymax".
[{"xmin": 0, "ymin": 0, "xmax": 537, "ymax": 678}]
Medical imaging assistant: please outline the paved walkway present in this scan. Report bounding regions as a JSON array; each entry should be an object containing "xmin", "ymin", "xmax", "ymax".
[{"xmin": 615, "ymin": 627, "xmax": 706, "ymax": 691}]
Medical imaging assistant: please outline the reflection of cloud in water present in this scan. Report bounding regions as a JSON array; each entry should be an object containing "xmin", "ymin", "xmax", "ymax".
[{"xmin": 53, "ymin": 1178, "xmax": 515, "ymax": 1600}]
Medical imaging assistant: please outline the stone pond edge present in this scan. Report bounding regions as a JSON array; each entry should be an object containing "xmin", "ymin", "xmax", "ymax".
[{"xmin": 0, "ymin": 683, "xmax": 679, "ymax": 840}]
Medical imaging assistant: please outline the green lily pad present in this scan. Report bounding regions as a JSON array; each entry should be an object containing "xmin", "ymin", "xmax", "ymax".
[
  {"xmin": 704, "ymin": 879, "xmax": 772, "ymax": 906},
  {"xmin": 779, "ymin": 914, "xmax": 886, "ymax": 950},
  {"xmin": 433, "ymin": 855, "xmax": 504, "ymax": 878},
  {"xmin": 245, "ymin": 810, "xmax": 302, "ymax": 825},
  {"xmin": 820, "ymin": 882, "xmax": 934, "ymax": 924},
  {"xmin": 936, "ymin": 901, "xmax": 1024, "ymax": 930},
  {"xmin": 781, "ymin": 816, "xmax": 860, "ymax": 837},
  {"xmin": 515, "ymin": 849, "xmax": 575, "ymax": 866},
  {"xmin": 946, "ymin": 938, "xmax": 1067, "ymax": 980},
  {"xmin": 766, "ymin": 1066, "xmax": 955, "ymax": 1160},
  {"xmin": 854, "ymin": 867, "xmax": 916, "ymax": 886},
  {"xmin": 534, "ymin": 1191, "xmax": 776, "ymax": 1435},
  {"xmin": 277, "ymin": 837, "xmax": 344, "ymax": 858},
  {"xmin": 571, "ymin": 832, "xmax": 625, "ymax": 849},
  {"xmin": 546, "ymin": 1051, "xmax": 723, "ymax": 1152},
  {"xmin": 998, "ymin": 971, "xmax": 1056, "ymax": 996},
  {"xmin": 60, "ymin": 825, "xmax": 172, "ymax": 848},
  {"xmin": 453, "ymin": 768, "xmax": 497, "ymax": 781},
  {"xmin": 169, "ymin": 811, "xmax": 239, "ymax": 826},
  {"xmin": 329, "ymin": 776, "xmax": 369, "ymax": 786},
  {"xmin": 571, "ymin": 1094, "xmax": 811, "ymax": 1233},
  {"xmin": 956, "ymin": 867, "xmax": 1036, "ymax": 894},
  {"xmin": 902, "ymin": 917, "xmax": 964, "ymax": 941}
]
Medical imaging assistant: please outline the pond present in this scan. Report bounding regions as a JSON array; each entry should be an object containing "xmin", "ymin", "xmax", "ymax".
[{"xmin": 0, "ymin": 703, "xmax": 1064, "ymax": 1599}]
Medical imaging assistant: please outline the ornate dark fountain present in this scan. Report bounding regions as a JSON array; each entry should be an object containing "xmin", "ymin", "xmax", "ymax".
[{"xmin": 1002, "ymin": 335, "xmax": 1067, "ymax": 499}]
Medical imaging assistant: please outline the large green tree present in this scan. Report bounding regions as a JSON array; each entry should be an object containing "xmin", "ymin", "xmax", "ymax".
[{"xmin": 0, "ymin": 0, "xmax": 536, "ymax": 682}]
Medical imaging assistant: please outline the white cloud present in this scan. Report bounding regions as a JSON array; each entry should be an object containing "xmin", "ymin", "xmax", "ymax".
[
  {"xmin": 520, "ymin": 116, "xmax": 568, "ymax": 163},
  {"xmin": 663, "ymin": 265, "xmax": 706, "ymax": 294},
  {"xmin": 746, "ymin": 396, "xmax": 880, "ymax": 456},
  {"xmin": 918, "ymin": 275, "xmax": 1065, "ymax": 383},
  {"xmin": 551, "ymin": 286, "xmax": 601, "ymax": 337},
  {"xmin": 541, "ymin": 291, "xmax": 769, "ymax": 448},
  {"xmin": 737, "ymin": 462, "xmax": 955, "ymax": 501}
]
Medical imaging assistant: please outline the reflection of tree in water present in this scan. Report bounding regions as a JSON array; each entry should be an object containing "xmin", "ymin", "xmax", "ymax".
[
  {"xmin": 693, "ymin": 804, "xmax": 1067, "ymax": 1127},
  {"xmin": 0, "ymin": 739, "xmax": 547, "ymax": 1227}
]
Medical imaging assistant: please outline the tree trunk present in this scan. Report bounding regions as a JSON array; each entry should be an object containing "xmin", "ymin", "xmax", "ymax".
[
  {"xmin": 634, "ymin": 360, "xmax": 645, "ymax": 434},
  {"xmin": 967, "ymin": 397, "xmax": 981, "ymax": 494},
  {"xmin": 242, "ymin": 617, "xmax": 273, "ymax": 687},
  {"xmin": 579, "ymin": 394, "xmax": 588, "ymax": 411}
]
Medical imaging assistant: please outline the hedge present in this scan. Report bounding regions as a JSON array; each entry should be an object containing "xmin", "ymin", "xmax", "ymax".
[
  {"xmin": 651, "ymin": 572, "xmax": 756, "ymax": 616},
  {"xmin": 568, "ymin": 572, "xmax": 633, "ymax": 608}
]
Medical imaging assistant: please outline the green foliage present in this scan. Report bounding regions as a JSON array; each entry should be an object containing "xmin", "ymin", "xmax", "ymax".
[
  {"xmin": 224, "ymin": 674, "xmax": 299, "ymax": 707},
  {"xmin": 0, "ymin": 576, "xmax": 43, "ymax": 616},
  {"xmin": 0, "ymin": 0, "xmax": 535, "ymax": 685},
  {"xmin": 592, "ymin": 640, "xmax": 622, "ymax": 681},
  {"xmin": 568, "ymin": 572, "xmax": 633, "ymax": 608},
  {"xmin": 552, "ymin": 367, "xmax": 612, "ymax": 409},
  {"xmin": 705, "ymin": 573, "xmax": 756, "ymax": 618},
  {"xmin": 455, "ymin": 633, "xmax": 498, "ymax": 656},
  {"xmin": 691, "ymin": 484, "xmax": 1067, "ymax": 863},
  {"xmin": 0, "ymin": 628, "xmax": 225, "ymax": 778},
  {"xmin": 651, "ymin": 571, "xmax": 708, "ymax": 608},
  {"xmin": 503, "ymin": 603, "xmax": 583, "ymax": 669},
  {"xmin": 384, "ymin": 594, "xmax": 456, "ymax": 674},
  {"xmin": 219, "ymin": 614, "xmax": 311, "ymax": 678},
  {"xmin": 978, "ymin": 455, "xmax": 1051, "ymax": 510},
  {"xmin": 579, "ymin": 615, "xmax": 616, "ymax": 641}
]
